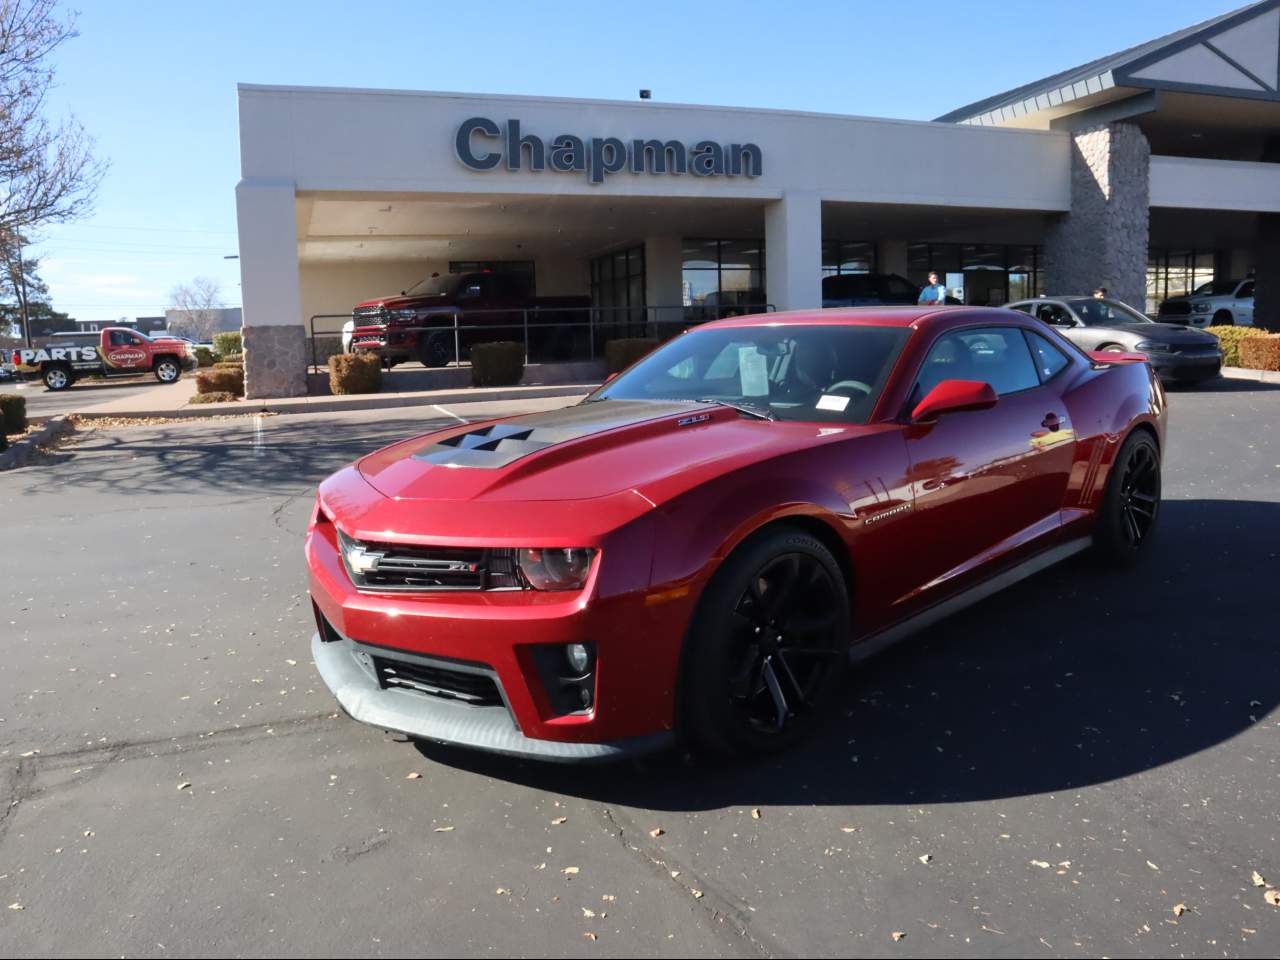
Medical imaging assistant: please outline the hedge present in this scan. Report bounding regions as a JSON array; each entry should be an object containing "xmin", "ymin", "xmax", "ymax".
[
  {"xmin": 1204, "ymin": 325, "xmax": 1268, "ymax": 367},
  {"xmin": 328, "ymin": 352, "xmax": 382, "ymax": 395},
  {"xmin": 470, "ymin": 341, "xmax": 524, "ymax": 387},
  {"xmin": 212, "ymin": 332, "xmax": 242, "ymax": 359},
  {"xmin": 1238, "ymin": 334, "xmax": 1280, "ymax": 372},
  {"xmin": 0, "ymin": 393, "xmax": 26, "ymax": 434},
  {"xmin": 188, "ymin": 390, "xmax": 239, "ymax": 404},
  {"xmin": 195, "ymin": 366, "xmax": 244, "ymax": 397},
  {"xmin": 605, "ymin": 338, "xmax": 659, "ymax": 374},
  {"xmin": 219, "ymin": 352, "xmax": 244, "ymax": 365},
  {"xmin": 194, "ymin": 346, "xmax": 215, "ymax": 367}
]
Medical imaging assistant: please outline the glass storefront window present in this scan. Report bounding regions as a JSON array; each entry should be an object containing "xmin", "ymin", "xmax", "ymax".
[
  {"xmin": 1147, "ymin": 248, "xmax": 1219, "ymax": 314},
  {"xmin": 906, "ymin": 243, "xmax": 1041, "ymax": 306},
  {"xmin": 590, "ymin": 244, "xmax": 646, "ymax": 335},
  {"xmin": 682, "ymin": 239, "xmax": 767, "ymax": 323},
  {"xmin": 822, "ymin": 241, "xmax": 875, "ymax": 277}
]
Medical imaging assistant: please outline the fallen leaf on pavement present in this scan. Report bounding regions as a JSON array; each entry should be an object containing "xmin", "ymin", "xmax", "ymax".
[
  {"xmin": 563, "ymin": 866, "xmax": 579, "ymax": 875},
  {"xmin": 691, "ymin": 889, "xmax": 704, "ymax": 899},
  {"xmin": 495, "ymin": 887, "xmax": 510, "ymax": 896},
  {"xmin": 841, "ymin": 826, "xmax": 859, "ymax": 833},
  {"xmin": 1147, "ymin": 860, "xmax": 1160, "ymax": 871},
  {"xmin": 1265, "ymin": 889, "xmax": 1280, "ymax": 906},
  {"xmin": 891, "ymin": 931, "xmax": 905, "ymax": 942},
  {"xmin": 583, "ymin": 932, "xmax": 598, "ymax": 941},
  {"xmin": 1251, "ymin": 870, "xmax": 1266, "ymax": 887},
  {"xmin": 7, "ymin": 903, "xmax": 22, "ymax": 911},
  {"xmin": 601, "ymin": 894, "xmax": 616, "ymax": 902},
  {"xmin": 406, "ymin": 772, "xmax": 422, "ymax": 780},
  {"xmin": 918, "ymin": 854, "xmax": 932, "ymax": 864},
  {"xmin": 433, "ymin": 826, "xmax": 454, "ymax": 833},
  {"xmin": 551, "ymin": 816, "xmax": 568, "ymax": 825},
  {"xmin": 1173, "ymin": 903, "xmax": 1188, "ymax": 917},
  {"xmin": 1030, "ymin": 860, "xmax": 1051, "ymax": 869},
  {"xmin": 582, "ymin": 907, "xmax": 596, "ymax": 918},
  {"xmin": 649, "ymin": 827, "xmax": 664, "ymax": 838},
  {"xmin": 751, "ymin": 808, "xmax": 761, "ymax": 819}
]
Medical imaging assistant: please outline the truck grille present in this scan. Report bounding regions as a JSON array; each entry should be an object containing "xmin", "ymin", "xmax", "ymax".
[
  {"xmin": 372, "ymin": 654, "xmax": 503, "ymax": 707},
  {"xmin": 353, "ymin": 306, "xmax": 386, "ymax": 322},
  {"xmin": 336, "ymin": 530, "xmax": 524, "ymax": 592}
]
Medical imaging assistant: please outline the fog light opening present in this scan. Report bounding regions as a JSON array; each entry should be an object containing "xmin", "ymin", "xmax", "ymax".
[{"xmin": 566, "ymin": 642, "xmax": 592, "ymax": 674}]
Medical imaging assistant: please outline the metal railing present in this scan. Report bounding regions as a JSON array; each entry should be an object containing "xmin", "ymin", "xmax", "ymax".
[{"xmin": 305, "ymin": 302, "xmax": 775, "ymax": 371}]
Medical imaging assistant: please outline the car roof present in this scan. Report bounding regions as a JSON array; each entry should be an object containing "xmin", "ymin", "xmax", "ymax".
[{"xmin": 702, "ymin": 305, "xmax": 1017, "ymax": 331}]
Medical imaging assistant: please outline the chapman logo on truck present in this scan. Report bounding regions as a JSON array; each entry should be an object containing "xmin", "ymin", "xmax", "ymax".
[
  {"xmin": 105, "ymin": 348, "xmax": 147, "ymax": 366},
  {"xmin": 16, "ymin": 345, "xmax": 99, "ymax": 365}
]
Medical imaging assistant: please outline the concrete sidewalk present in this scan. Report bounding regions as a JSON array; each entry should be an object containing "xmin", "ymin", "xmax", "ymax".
[{"xmin": 73, "ymin": 377, "xmax": 600, "ymax": 419}]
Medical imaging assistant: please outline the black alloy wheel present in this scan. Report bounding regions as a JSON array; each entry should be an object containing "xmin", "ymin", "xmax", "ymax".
[
  {"xmin": 1094, "ymin": 430, "xmax": 1161, "ymax": 565},
  {"xmin": 684, "ymin": 527, "xmax": 850, "ymax": 756}
]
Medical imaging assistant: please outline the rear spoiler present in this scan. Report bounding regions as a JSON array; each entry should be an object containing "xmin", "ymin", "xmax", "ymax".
[{"xmin": 1088, "ymin": 350, "xmax": 1147, "ymax": 366}]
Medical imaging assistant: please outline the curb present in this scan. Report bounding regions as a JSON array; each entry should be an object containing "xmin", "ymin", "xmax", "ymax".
[
  {"xmin": 1221, "ymin": 366, "xmax": 1280, "ymax": 384},
  {"xmin": 69, "ymin": 382, "xmax": 598, "ymax": 421},
  {"xmin": 0, "ymin": 415, "xmax": 74, "ymax": 470}
]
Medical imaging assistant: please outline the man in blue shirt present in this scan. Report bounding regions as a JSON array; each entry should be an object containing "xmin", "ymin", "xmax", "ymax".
[{"xmin": 918, "ymin": 271, "xmax": 947, "ymax": 305}]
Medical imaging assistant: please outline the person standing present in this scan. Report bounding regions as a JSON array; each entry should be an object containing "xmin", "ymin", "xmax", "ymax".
[
  {"xmin": 1093, "ymin": 286, "xmax": 1108, "ymax": 299},
  {"xmin": 918, "ymin": 271, "xmax": 947, "ymax": 305}
]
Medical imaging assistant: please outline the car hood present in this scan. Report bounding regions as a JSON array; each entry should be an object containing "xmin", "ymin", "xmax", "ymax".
[
  {"xmin": 355, "ymin": 294, "xmax": 453, "ymax": 311},
  {"xmin": 1111, "ymin": 322, "xmax": 1218, "ymax": 345},
  {"xmin": 353, "ymin": 399, "xmax": 861, "ymax": 507}
]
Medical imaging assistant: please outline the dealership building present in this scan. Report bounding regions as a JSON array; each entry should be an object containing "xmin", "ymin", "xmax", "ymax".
[{"xmin": 235, "ymin": 0, "xmax": 1280, "ymax": 397}]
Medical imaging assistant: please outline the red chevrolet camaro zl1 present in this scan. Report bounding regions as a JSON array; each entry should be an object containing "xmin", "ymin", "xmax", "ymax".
[{"xmin": 307, "ymin": 307, "xmax": 1165, "ymax": 761}]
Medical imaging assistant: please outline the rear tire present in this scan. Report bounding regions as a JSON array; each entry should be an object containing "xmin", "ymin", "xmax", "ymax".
[
  {"xmin": 1093, "ymin": 430, "xmax": 1161, "ymax": 566},
  {"xmin": 43, "ymin": 364, "xmax": 72, "ymax": 391},
  {"xmin": 681, "ymin": 526, "xmax": 851, "ymax": 757}
]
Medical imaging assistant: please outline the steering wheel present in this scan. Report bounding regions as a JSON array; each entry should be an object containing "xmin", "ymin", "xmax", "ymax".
[{"xmin": 825, "ymin": 379, "xmax": 873, "ymax": 398}]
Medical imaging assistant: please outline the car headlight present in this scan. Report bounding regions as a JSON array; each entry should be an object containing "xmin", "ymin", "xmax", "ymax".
[
  {"xmin": 517, "ymin": 547, "xmax": 595, "ymax": 591},
  {"xmin": 1134, "ymin": 340, "xmax": 1173, "ymax": 353},
  {"xmin": 1192, "ymin": 302, "xmax": 1211, "ymax": 312}
]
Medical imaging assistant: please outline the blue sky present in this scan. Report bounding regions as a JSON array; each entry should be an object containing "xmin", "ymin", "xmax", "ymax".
[{"xmin": 36, "ymin": 0, "xmax": 1240, "ymax": 325}]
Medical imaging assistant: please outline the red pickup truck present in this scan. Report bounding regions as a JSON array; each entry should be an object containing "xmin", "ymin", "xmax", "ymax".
[
  {"xmin": 13, "ymin": 327, "xmax": 196, "ymax": 391},
  {"xmin": 351, "ymin": 271, "xmax": 591, "ymax": 367}
]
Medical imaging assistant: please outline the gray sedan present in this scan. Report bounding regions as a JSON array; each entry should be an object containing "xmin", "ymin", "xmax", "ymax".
[{"xmin": 1008, "ymin": 296, "xmax": 1222, "ymax": 383}]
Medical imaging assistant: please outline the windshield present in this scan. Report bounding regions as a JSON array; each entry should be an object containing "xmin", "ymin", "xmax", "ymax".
[
  {"xmin": 1065, "ymin": 298, "xmax": 1152, "ymax": 326},
  {"xmin": 589, "ymin": 324, "xmax": 911, "ymax": 424},
  {"xmin": 405, "ymin": 273, "xmax": 465, "ymax": 298},
  {"xmin": 1194, "ymin": 280, "xmax": 1238, "ymax": 296}
]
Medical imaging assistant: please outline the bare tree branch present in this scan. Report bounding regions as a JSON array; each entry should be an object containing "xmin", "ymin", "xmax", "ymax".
[{"xmin": 169, "ymin": 277, "xmax": 225, "ymax": 339}]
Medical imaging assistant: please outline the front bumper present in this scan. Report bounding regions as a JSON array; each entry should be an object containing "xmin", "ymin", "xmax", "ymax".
[
  {"xmin": 1147, "ymin": 351, "xmax": 1222, "ymax": 381},
  {"xmin": 312, "ymin": 629, "xmax": 670, "ymax": 761}
]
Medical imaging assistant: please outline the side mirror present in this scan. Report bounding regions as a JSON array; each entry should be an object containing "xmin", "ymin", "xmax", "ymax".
[{"xmin": 911, "ymin": 379, "xmax": 998, "ymax": 422}]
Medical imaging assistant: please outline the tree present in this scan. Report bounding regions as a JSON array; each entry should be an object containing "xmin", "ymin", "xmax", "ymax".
[
  {"xmin": 0, "ymin": 1, "xmax": 105, "ymax": 238},
  {"xmin": 168, "ymin": 277, "xmax": 224, "ymax": 339}
]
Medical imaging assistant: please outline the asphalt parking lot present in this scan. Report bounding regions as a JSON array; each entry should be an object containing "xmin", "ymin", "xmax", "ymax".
[{"xmin": 1, "ymin": 382, "xmax": 1278, "ymax": 958}]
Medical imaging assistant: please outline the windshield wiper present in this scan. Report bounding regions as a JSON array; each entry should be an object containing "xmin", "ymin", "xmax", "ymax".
[{"xmin": 693, "ymin": 397, "xmax": 775, "ymax": 421}]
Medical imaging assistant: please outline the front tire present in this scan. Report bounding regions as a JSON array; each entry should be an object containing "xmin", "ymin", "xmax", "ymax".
[
  {"xmin": 1212, "ymin": 310, "xmax": 1233, "ymax": 327},
  {"xmin": 154, "ymin": 358, "xmax": 181, "ymax": 383},
  {"xmin": 1094, "ymin": 430, "xmax": 1161, "ymax": 565},
  {"xmin": 416, "ymin": 333, "xmax": 451, "ymax": 368},
  {"xmin": 682, "ymin": 526, "xmax": 851, "ymax": 757}
]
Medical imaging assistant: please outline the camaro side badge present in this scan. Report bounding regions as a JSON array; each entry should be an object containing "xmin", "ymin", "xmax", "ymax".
[
  {"xmin": 860, "ymin": 502, "xmax": 913, "ymax": 526},
  {"xmin": 677, "ymin": 413, "xmax": 711, "ymax": 426}
]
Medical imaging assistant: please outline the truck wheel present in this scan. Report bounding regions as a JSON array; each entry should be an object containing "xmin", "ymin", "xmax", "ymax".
[
  {"xmin": 43, "ymin": 364, "xmax": 72, "ymax": 391},
  {"xmin": 416, "ymin": 333, "xmax": 451, "ymax": 368},
  {"xmin": 154, "ymin": 358, "xmax": 181, "ymax": 383},
  {"xmin": 1212, "ymin": 310, "xmax": 1233, "ymax": 327}
]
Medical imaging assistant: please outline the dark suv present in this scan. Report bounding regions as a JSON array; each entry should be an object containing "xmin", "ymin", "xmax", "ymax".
[{"xmin": 821, "ymin": 273, "xmax": 919, "ymax": 307}]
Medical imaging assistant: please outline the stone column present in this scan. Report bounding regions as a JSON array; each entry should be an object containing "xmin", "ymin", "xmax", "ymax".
[
  {"xmin": 764, "ymin": 192, "xmax": 822, "ymax": 311},
  {"xmin": 643, "ymin": 236, "xmax": 684, "ymax": 334},
  {"xmin": 236, "ymin": 177, "xmax": 307, "ymax": 399},
  {"xmin": 1043, "ymin": 123, "xmax": 1150, "ymax": 310}
]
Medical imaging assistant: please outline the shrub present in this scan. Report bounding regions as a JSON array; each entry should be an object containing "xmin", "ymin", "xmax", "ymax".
[
  {"xmin": 328, "ymin": 352, "xmax": 382, "ymax": 395},
  {"xmin": 188, "ymin": 391, "xmax": 239, "ymax": 404},
  {"xmin": 1204, "ymin": 325, "xmax": 1267, "ymax": 366},
  {"xmin": 212, "ymin": 332, "xmax": 242, "ymax": 359},
  {"xmin": 219, "ymin": 352, "xmax": 244, "ymax": 365},
  {"xmin": 1238, "ymin": 334, "xmax": 1280, "ymax": 372},
  {"xmin": 470, "ymin": 341, "xmax": 524, "ymax": 387},
  {"xmin": 605, "ymin": 338, "xmax": 659, "ymax": 374},
  {"xmin": 196, "ymin": 367, "xmax": 244, "ymax": 397},
  {"xmin": 194, "ymin": 347, "xmax": 215, "ymax": 367},
  {"xmin": 212, "ymin": 361, "xmax": 243, "ymax": 372},
  {"xmin": 0, "ymin": 393, "xmax": 26, "ymax": 434}
]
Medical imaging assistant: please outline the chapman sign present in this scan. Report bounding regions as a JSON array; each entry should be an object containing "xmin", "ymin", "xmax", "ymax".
[{"xmin": 455, "ymin": 117, "xmax": 763, "ymax": 185}]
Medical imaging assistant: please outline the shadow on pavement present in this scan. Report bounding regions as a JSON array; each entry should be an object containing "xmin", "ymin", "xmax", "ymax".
[
  {"xmin": 1166, "ymin": 376, "xmax": 1280, "ymax": 393},
  {"xmin": 416, "ymin": 498, "xmax": 1280, "ymax": 808}
]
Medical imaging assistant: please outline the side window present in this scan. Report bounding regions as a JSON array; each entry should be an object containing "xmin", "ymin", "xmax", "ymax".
[
  {"xmin": 1024, "ymin": 330, "xmax": 1070, "ymax": 383},
  {"xmin": 914, "ymin": 327, "xmax": 1040, "ymax": 401},
  {"xmin": 1238, "ymin": 281, "xmax": 1254, "ymax": 299},
  {"xmin": 1031, "ymin": 302, "xmax": 1073, "ymax": 326},
  {"xmin": 109, "ymin": 330, "xmax": 132, "ymax": 346}
]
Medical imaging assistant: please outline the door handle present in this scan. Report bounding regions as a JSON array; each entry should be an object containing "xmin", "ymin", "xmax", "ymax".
[{"xmin": 1041, "ymin": 413, "xmax": 1062, "ymax": 431}]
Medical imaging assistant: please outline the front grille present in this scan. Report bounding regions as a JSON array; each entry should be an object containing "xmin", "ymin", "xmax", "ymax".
[
  {"xmin": 353, "ymin": 306, "xmax": 386, "ymax": 322},
  {"xmin": 337, "ymin": 530, "xmax": 525, "ymax": 592},
  {"xmin": 1158, "ymin": 301, "xmax": 1191, "ymax": 316},
  {"xmin": 353, "ymin": 334, "xmax": 385, "ymax": 345},
  {"xmin": 372, "ymin": 654, "xmax": 503, "ymax": 706}
]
